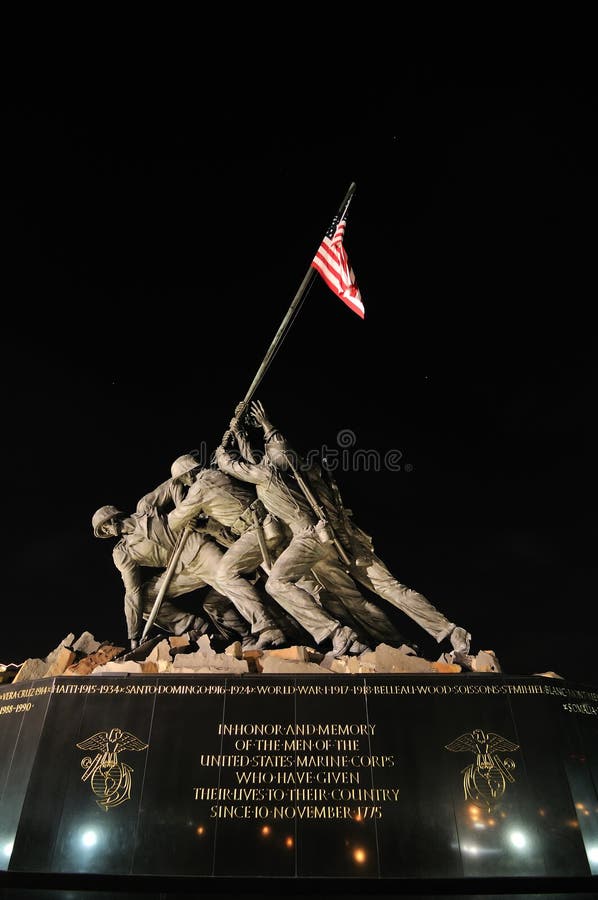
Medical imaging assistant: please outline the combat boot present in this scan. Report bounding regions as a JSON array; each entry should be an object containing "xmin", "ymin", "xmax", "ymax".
[
  {"xmin": 449, "ymin": 625, "xmax": 471, "ymax": 654},
  {"xmin": 254, "ymin": 628, "xmax": 286, "ymax": 650},
  {"xmin": 330, "ymin": 625, "xmax": 358, "ymax": 657}
]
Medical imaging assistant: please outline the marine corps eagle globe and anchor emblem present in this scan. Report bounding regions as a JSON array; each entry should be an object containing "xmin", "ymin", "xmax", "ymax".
[
  {"xmin": 76, "ymin": 727, "xmax": 148, "ymax": 810},
  {"xmin": 445, "ymin": 728, "xmax": 520, "ymax": 812}
]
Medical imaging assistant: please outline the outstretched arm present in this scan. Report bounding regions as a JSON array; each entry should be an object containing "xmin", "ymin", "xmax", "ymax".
[
  {"xmin": 215, "ymin": 403, "xmax": 267, "ymax": 484},
  {"xmin": 215, "ymin": 440, "xmax": 265, "ymax": 485},
  {"xmin": 250, "ymin": 400, "xmax": 295, "ymax": 469},
  {"xmin": 250, "ymin": 400, "xmax": 280, "ymax": 442},
  {"xmin": 136, "ymin": 478, "xmax": 185, "ymax": 516},
  {"xmin": 222, "ymin": 402, "xmax": 258, "ymax": 464}
]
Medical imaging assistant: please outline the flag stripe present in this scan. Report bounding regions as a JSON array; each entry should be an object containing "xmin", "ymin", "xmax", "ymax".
[{"xmin": 311, "ymin": 211, "xmax": 365, "ymax": 319}]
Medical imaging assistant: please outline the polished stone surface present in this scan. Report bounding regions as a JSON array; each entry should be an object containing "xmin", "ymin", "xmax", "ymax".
[{"xmin": 0, "ymin": 673, "xmax": 596, "ymax": 886}]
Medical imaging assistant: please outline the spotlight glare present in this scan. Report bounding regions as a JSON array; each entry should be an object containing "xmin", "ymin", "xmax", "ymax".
[{"xmin": 509, "ymin": 830, "xmax": 527, "ymax": 849}]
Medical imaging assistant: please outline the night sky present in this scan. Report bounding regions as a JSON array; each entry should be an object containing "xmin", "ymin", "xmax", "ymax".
[{"xmin": 5, "ymin": 55, "xmax": 597, "ymax": 684}]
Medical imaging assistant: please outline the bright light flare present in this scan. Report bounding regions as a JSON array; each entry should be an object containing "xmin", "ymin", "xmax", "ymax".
[
  {"xmin": 462, "ymin": 842, "xmax": 479, "ymax": 856},
  {"xmin": 353, "ymin": 847, "xmax": 367, "ymax": 864},
  {"xmin": 509, "ymin": 830, "xmax": 527, "ymax": 849}
]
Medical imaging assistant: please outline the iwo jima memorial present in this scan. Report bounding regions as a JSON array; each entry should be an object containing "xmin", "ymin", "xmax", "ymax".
[{"xmin": 1, "ymin": 185, "xmax": 596, "ymax": 897}]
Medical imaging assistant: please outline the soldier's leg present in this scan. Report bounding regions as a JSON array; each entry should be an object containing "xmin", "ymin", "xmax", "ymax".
[
  {"xmin": 354, "ymin": 553, "xmax": 468, "ymax": 649},
  {"xmin": 213, "ymin": 531, "xmax": 285, "ymax": 638},
  {"xmin": 147, "ymin": 596, "xmax": 206, "ymax": 636},
  {"xmin": 265, "ymin": 529, "xmax": 345, "ymax": 645},
  {"xmin": 201, "ymin": 588, "xmax": 252, "ymax": 644},
  {"xmin": 145, "ymin": 567, "xmax": 208, "ymax": 603},
  {"xmin": 315, "ymin": 589, "xmax": 371, "ymax": 644},
  {"xmin": 313, "ymin": 548, "xmax": 406, "ymax": 645},
  {"xmin": 140, "ymin": 574, "xmax": 208, "ymax": 637}
]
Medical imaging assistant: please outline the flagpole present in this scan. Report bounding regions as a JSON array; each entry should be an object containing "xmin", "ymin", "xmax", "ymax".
[
  {"xmin": 140, "ymin": 526, "xmax": 192, "ymax": 641},
  {"xmin": 238, "ymin": 182, "xmax": 357, "ymax": 415},
  {"xmin": 143, "ymin": 185, "xmax": 358, "ymax": 641}
]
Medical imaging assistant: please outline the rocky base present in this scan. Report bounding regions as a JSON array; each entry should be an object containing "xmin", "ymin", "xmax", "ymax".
[{"xmin": 0, "ymin": 630, "xmax": 549, "ymax": 683}]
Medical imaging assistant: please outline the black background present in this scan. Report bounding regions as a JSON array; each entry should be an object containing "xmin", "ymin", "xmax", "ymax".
[{"xmin": 4, "ymin": 31, "xmax": 597, "ymax": 683}]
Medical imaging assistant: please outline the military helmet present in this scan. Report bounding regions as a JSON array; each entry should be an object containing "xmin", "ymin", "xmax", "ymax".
[
  {"xmin": 92, "ymin": 504, "xmax": 125, "ymax": 538},
  {"xmin": 171, "ymin": 453, "xmax": 201, "ymax": 480}
]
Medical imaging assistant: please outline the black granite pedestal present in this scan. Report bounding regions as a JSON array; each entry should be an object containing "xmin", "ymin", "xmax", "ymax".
[{"xmin": 0, "ymin": 673, "xmax": 596, "ymax": 898}]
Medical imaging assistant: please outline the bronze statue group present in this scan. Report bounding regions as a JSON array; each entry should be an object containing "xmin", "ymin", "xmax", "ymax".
[{"xmin": 93, "ymin": 402, "xmax": 474, "ymax": 664}]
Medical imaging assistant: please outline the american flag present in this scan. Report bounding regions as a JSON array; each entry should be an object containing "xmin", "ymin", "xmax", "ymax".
[{"xmin": 311, "ymin": 212, "xmax": 365, "ymax": 319}]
